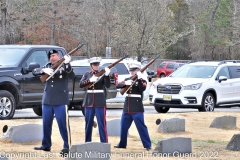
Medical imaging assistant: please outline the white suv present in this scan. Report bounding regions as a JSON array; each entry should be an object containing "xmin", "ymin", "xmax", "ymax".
[{"xmin": 149, "ymin": 61, "xmax": 240, "ymax": 113}]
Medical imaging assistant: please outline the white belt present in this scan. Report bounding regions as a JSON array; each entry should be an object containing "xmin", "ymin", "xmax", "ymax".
[
  {"xmin": 127, "ymin": 94, "xmax": 141, "ymax": 98},
  {"xmin": 87, "ymin": 90, "xmax": 104, "ymax": 93}
]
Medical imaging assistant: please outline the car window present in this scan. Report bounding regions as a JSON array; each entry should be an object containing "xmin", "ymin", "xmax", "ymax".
[
  {"xmin": 170, "ymin": 65, "xmax": 190, "ymax": 77},
  {"xmin": 188, "ymin": 66, "xmax": 216, "ymax": 78},
  {"xmin": 99, "ymin": 66, "xmax": 117, "ymax": 73},
  {"xmin": 173, "ymin": 64, "xmax": 179, "ymax": 69},
  {"xmin": 158, "ymin": 62, "xmax": 166, "ymax": 68},
  {"xmin": 102, "ymin": 63, "xmax": 129, "ymax": 75},
  {"xmin": 0, "ymin": 48, "xmax": 28, "ymax": 66},
  {"xmin": 166, "ymin": 63, "xmax": 175, "ymax": 69},
  {"xmin": 170, "ymin": 65, "xmax": 217, "ymax": 78},
  {"xmin": 228, "ymin": 66, "xmax": 240, "ymax": 78},
  {"xmin": 26, "ymin": 50, "xmax": 48, "ymax": 67},
  {"xmin": 216, "ymin": 67, "xmax": 230, "ymax": 79}
]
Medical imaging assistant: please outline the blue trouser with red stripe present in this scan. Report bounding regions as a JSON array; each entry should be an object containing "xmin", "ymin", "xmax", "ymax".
[
  {"xmin": 41, "ymin": 104, "xmax": 71, "ymax": 149},
  {"xmin": 117, "ymin": 112, "xmax": 151, "ymax": 148},
  {"xmin": 85, "ymin": 107, "xmax": 108, "ymax": 143}
]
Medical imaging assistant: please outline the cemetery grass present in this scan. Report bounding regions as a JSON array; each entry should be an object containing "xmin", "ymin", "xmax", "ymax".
[{"xmin": 0, "ymin": 111, "xmax": 240, "ymax": 160}]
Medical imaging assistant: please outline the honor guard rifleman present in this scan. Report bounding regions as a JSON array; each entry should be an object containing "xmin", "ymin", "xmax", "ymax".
[
  {"xmin": 79, "ymin": 57, "xmax": 111, "ymax": 143},
  {"xmin": 114, "ymin": 61, "xmax": 152, "ymax": 151},
  {"xmin": 33, "ymin": 50, "xmax": 74, "ymax": 156}
]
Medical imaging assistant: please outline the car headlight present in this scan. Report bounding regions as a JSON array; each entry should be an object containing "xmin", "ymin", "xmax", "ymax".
[{"xmin": 184, "ymin": 83, "xmax": 202, "ymax": 90}]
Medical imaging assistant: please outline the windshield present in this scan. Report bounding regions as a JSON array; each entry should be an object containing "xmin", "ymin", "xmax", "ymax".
[
  {"xmin": 0, "ymin": 48, "xmax": 28, "ymax": 66},
  {"xmin": 169, "ymin": 65, "xmax": 217, "ymax": 78}
]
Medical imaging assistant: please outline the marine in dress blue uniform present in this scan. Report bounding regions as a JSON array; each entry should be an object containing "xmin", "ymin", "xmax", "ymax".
[
  {"xmin": 79, "ymin": 57, "xmax": 111, "ymax": 143},
  {"xmin": 33, "ymin": 50, "xmax": 74, "ymax": 155},
  {"xmin": 114, "ymin": 61, "xmax": 152, "ymax": 151}
]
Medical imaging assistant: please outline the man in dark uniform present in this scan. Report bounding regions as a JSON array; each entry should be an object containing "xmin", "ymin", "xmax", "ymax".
[
  {"xmin": 33, "ymin": 50, "xmax": 74, "ymax": 156},
  {"xmin": 79, "ymin": 57, "xmax": 111, "ymax": 143},
  {"xmin": 114, "ymin": 61, "xmax": 152, "ymax": 151}
]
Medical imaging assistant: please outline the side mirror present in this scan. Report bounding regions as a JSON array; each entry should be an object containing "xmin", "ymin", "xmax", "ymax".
[
  {"xmin": 218, "ymin": 76, "xmax": 227, "ymax": 83},
  {"xmin": 26, "ymin": 62, "xmax": 40, "ymax": 73}
]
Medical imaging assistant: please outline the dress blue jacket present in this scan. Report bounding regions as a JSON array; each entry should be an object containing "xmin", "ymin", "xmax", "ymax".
[{"xmin": 33, "ymin": 63, "xmax": 74, "ymax": 105}]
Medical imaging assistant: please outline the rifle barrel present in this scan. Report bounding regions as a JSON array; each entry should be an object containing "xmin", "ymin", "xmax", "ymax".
[
  {"xmin": 40, "ymin": 43, "xmax": 84, "ymax": 83},
  {"xmin": 85, "ymin": 54, "xmax": 129, "ymax": 89},
  {"xmin": 119, "ymin": 54, "xmax": 160, "ymax": 95}
]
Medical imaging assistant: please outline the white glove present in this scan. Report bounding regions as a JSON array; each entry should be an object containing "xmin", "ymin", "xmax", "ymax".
[
  {"xmin": 64, "ymin": 55, "xmax": 71, "ymax": 64},
  {"xmin": 104, "ymin": 67, "xmax": 111, "ymax": 76},
  {"xmin": 89, "ymin": 75, "xmax": 98, "ymax": 82},
  {"xmin": 137, "ymin": 71, "xmax": 144, "ymax": 79},
  {"xmin": 125, "ymin": 80, "xmax": 133, "ymax": 85},
  {"xmin": 42, "ymin": 68, "xmax": 54, "ymax": 75}
]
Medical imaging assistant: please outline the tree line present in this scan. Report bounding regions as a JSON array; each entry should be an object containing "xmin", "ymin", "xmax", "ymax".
[{"xmin": 0, "ymin": 0, "xmax": 240, "ymax": 61}]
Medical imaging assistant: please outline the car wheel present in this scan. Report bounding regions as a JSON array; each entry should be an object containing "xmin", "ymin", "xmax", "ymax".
[
  {"xmin": 73, "ymin": 103, "xmax": 82, "ymax": 110},
  {"xmin": 160, "ymin": 74, "xmax": 165, "ymax": 78},
  {"xmin": 199, "ymin": 92, "xmax": 215, "ymax": 112},
  {"xmin": 33, "ymin": 106, "xmax": 42, "ymax": 116},
  {"xmin": 68, "ymin": 105, "xmax": 73, "ymax": 110},
  {"xmin": 0, "ymin": 90, "xmax": 16, "ymax": 120},
  {"xmin": 154, "ymin": 105, "xmax": 169, "ymax": 113}
]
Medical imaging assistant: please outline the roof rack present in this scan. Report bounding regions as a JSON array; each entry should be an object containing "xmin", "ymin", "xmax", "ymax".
[
  {"xmin": 187, "ymin": 59, "xmax": 214, "ymax": 64},
  {"xmin": 164, "ymin": 60, "xmax": 190, "ymax": 63},
  {"xmin": 218, "ymin": 60, "xmax": 240, "ymax": 65}
]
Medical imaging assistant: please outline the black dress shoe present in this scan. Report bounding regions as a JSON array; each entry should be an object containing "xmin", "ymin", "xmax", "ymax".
[
  {"xmin": 34, "ymin": 146, "xmax": 51, "ymax": 151},
  {"xmin": 146, "ymin": 147, "xmax": 151, "ymax": 151},
  {"xmin": 114, "ymin": 146, "xmax": 126, "ymax": 149},
  {"xmin": 60, "ymin": 148, "xmax": 69, "ymax": 157}
]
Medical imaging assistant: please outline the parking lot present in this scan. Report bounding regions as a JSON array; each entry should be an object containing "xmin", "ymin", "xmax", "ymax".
[{"xmin": 13, "ymin": 105, "xmax": 240, "ymax": 119}]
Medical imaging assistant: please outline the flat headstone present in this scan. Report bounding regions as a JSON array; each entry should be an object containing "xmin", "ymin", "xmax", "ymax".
[
  {"xmin": 226, "ymin": 134, "xmax": 240, "ymax": 151},
  {"xmin": 0, "ymin": 156, "xmax": 8, "ymax": 160},
  {"xmin": 158, "ymin": 118, "xmax": 185, "ymax": 133},
  {"xmin": 96, "ymin": 118, "xmax": 127, "ymax": 136},
  {"xmin": 152, "ymin": 137, "xmax": 192, "ymax": 156},
  {"xmin": 66, "ymin": 142, "xmax": 111, "ymax": 160},
  {"xmin": 3, "ymin": 124, "xmax": 42, "ymax": 143},
  {"xmin": 210, "ymin": 115, "xmax": 236, "ymax": 129}
]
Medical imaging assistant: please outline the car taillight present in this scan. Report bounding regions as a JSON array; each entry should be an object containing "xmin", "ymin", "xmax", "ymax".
[{"xmin": 113, "ymin": 73, "xmax": 118, "ymax": 85}]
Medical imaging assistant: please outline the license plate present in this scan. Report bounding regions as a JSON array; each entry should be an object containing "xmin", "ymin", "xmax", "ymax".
[{"xmin": 163, "ymin": 95, "xmax": 172, "ymax": 101}]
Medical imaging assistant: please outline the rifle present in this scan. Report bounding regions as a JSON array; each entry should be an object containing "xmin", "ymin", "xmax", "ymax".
[
  {"xmin": 119, "ymin": 54, "xmax": 160, "ymax": 95},
  {"xmin": 40, "ymin": 43, "xmax": 84, "ymax": 83},
  {"xmin": 85, "ymin": 54, "xmax": 129, "ymax": 89}
]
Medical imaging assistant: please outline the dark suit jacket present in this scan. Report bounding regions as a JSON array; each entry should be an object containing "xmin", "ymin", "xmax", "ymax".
[
  {"xmin": 79, "ymin": 71, "xmax": 111, "ymax": 107},
  {"xmin": 116, "ymin": 77, "xmax": 147, "ymax": 113}
]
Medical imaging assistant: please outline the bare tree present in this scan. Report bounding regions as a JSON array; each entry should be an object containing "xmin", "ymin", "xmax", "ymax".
[
  {"xmin": 1, "ymin": 0, "xmax": 240, "ymax": 61},
  {"xmin": 109, "ymin": 0, "xmax": 170, "ymax": 61},
  {"xmin": 0, "ymin": 0, "xmax": 7, "ymax": 44}
]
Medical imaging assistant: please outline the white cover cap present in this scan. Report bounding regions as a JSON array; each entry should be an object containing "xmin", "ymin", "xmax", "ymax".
[
  {"xmin": 128, "ymin": 61, "xmax": 141, "ymax": 71},
  {"xmin": 88, "ymin": 57, "xmax": 102, "ymax": 63}
]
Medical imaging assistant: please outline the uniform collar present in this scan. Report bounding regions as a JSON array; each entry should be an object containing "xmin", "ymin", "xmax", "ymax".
[{"xmin": 91, "ymin": 71, "xmax": 99, "ymax": 74}]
